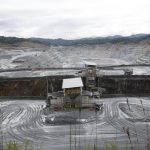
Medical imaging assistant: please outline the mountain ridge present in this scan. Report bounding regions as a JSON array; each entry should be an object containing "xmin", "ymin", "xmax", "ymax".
[{"xmin": 0, "ymin": 34, "xmax": 150, "ymax": 46}]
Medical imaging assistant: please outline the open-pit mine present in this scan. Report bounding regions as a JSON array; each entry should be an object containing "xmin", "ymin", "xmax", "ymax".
[{"xmin": 0, "ymin": 35, "xmax": 150, "ymax": 150}]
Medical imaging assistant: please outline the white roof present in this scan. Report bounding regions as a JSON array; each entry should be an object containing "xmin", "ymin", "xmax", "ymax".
[
  {"xmin": 85, "ymin": 61, "xmax": 97, "ymax": 66},
  {"xmin": 62, "ymin": 77, "xmax": 83, "ymax": 89}
]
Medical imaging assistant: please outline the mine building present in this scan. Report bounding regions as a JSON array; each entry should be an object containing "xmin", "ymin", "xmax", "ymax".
[
  {"xmin": 62, "ymin": 77, "xmax": 83, "ymax": 108},
  {"xmin": 85, "ymin": 62, "xmax": 97, "ymax": 91},
  {"xmin": 62, "ymin": 77, "xmax": 83, "ymax": 96}
]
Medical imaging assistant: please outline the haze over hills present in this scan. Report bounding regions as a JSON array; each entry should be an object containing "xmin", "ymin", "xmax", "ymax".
[{"xmin": 0, "ymin": 34, "xmax": 150, "ymax": 70}]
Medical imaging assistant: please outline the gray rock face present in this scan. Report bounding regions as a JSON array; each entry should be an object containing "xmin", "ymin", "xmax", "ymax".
[{"xmin": 0, "ymin": 41, "xmax": 150, "ymax": 70}]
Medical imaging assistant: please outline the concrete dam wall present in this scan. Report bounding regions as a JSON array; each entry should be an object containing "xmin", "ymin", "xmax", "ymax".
[{"xmin": 0, "ymin": 75, "xmax": 150, "ymax": 98}]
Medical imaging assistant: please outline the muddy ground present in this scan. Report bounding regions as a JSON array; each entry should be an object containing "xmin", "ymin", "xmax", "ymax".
[{"xmin": 1, "ymin": 97, "xmax": 150, "ymax": 150}]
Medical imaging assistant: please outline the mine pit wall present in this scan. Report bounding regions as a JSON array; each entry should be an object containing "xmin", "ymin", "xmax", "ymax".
[
  {"xmin": 98, "ymin": 75, "xmax": 150, "ymax": 96},
  {"xmin": 0, "ymin": 75, "xmax": 74, "ymax": 99},
  {"xmin": 0, "ymin": 75, "xmax": 150, "ymax": 99},
  {"xmin": 0, "ymin": 77, "xmax": 47, "ymax": 99}
]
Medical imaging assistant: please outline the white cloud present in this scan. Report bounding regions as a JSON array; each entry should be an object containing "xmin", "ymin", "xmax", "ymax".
[{"xmin": 0, "ymin": 0, "xmax": 150, "ymax": 39}]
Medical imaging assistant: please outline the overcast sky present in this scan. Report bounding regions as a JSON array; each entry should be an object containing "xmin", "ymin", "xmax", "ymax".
[{"xmin": 0, "ymin": 0, "xmax": 150, "ymax": 39}]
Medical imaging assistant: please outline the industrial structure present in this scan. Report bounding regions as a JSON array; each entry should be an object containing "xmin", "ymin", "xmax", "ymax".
[
  {"xmin": 62, "ymin": 77, "xmax": 83, "ymax": 108},
  {"xmin": 124, "ymin": 69, "xmax": 133, "ymax": 76},
  {"xmin": 45, "ymin": 75, "xmax": 101, "ymax": 112},
  {"xmin": 85, "ymin": 62, "xmax": 97, "ymax": 91},
  {"xmin": 62, "ymin": 77, "xmax": 83, "ymax": 96}
]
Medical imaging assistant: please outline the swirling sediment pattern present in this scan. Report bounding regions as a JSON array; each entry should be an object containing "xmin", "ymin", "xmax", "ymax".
[{"xmin": 0, "ymin": 98, "xmax": 150, "ymax": 150}]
